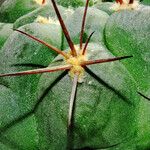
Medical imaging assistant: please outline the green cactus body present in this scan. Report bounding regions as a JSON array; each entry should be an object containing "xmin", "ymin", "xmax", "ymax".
[
  {"xmin": 105, "ymin": 6, "xmax": 150, "ymax": 149},
  {"xmin": 0, "ymin": 0, "xmax": 40, "ymax": 23},
  {"xmin": 0, "ymin": 0, "xmax": 150, "ymax": 150}
]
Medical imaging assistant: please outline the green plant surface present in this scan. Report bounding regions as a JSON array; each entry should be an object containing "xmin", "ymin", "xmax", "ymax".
[
  {"xmin": 0, "ymin": 114, "xmax": 38, "ymax": 150},
  {"xmin": 0, "ymin": 0, "xmax": 40, "ymax": 23},
  {"xmin": 13, "ymin": 4, "xmax": 73, "ymax": 29},
  {"xmin": 0, "ymin": 23, "xmax": 13, "ymax": 50},
  {"xmin": 56, "ymin": 0, "xmax": 101, "ymax": 8},
  {"xmin": 105, "ymin": 7, "xmax": 150, "ymax": 92},
  {"xmin": 136, "ymin": 89, "xmax": 150, "ymax": 149},
  {"xmin": 64, "ymin": 7, "xmax": 109, "ymax": 46},
  {"xmin": 142, "ymin": 0, "xmax": 150, "ymax": 5},
  {"xmin": 94, "ymin": 2, "xmax": 114, "ymax": 15}
]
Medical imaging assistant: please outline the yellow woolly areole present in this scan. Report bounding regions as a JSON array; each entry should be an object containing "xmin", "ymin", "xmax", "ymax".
[
  {"xmin": 35, "ymin": 16, "xmax": 59, "ymax": 24},
  {"xmin": 110, "ymin": 0, "xmax": 139, "ymax": 11},
  {"xmin": 34, "ymin": 0, "xmax": 46, "ymax": 5},
  {"xmin": 66, "ymin": 55, "xmax": 86, "ymax": 77},
  {"xmin": 35, "ymin": 16, "xmax": 50, "ymax": 24},
  {"xmin": 65, "ymin": 46, "xmax": 88, "ymax": 82}
]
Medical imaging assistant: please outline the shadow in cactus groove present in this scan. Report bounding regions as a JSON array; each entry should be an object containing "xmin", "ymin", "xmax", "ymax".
[
  {"xmin": 73, "ymin": 141, "xmax": 122, "ymax": 149},
  {"xmin": 138, "ymin": 92, "xmax": 150, "ymax": 101},
  {"xmin": 0, "ymin": 135, "xmax": 23, "ymax": 150},
  {"xmin": 11, "ymin": 63, "xmax": 47, "ymax": 69},
  {"xmin": 85, "ymin": 67, "xmax": 133, "ymax": 106}
]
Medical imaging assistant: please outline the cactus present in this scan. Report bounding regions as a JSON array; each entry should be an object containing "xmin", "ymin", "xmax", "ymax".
[{"xmin": 0, "ymin": 0, "xmax": 150, "ymax": 149}]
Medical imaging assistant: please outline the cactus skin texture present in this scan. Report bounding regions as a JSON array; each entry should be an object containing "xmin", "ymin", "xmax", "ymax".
[{"xmin": 0, "ymin": 0, "xmax": 150, "ymax": 150}]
